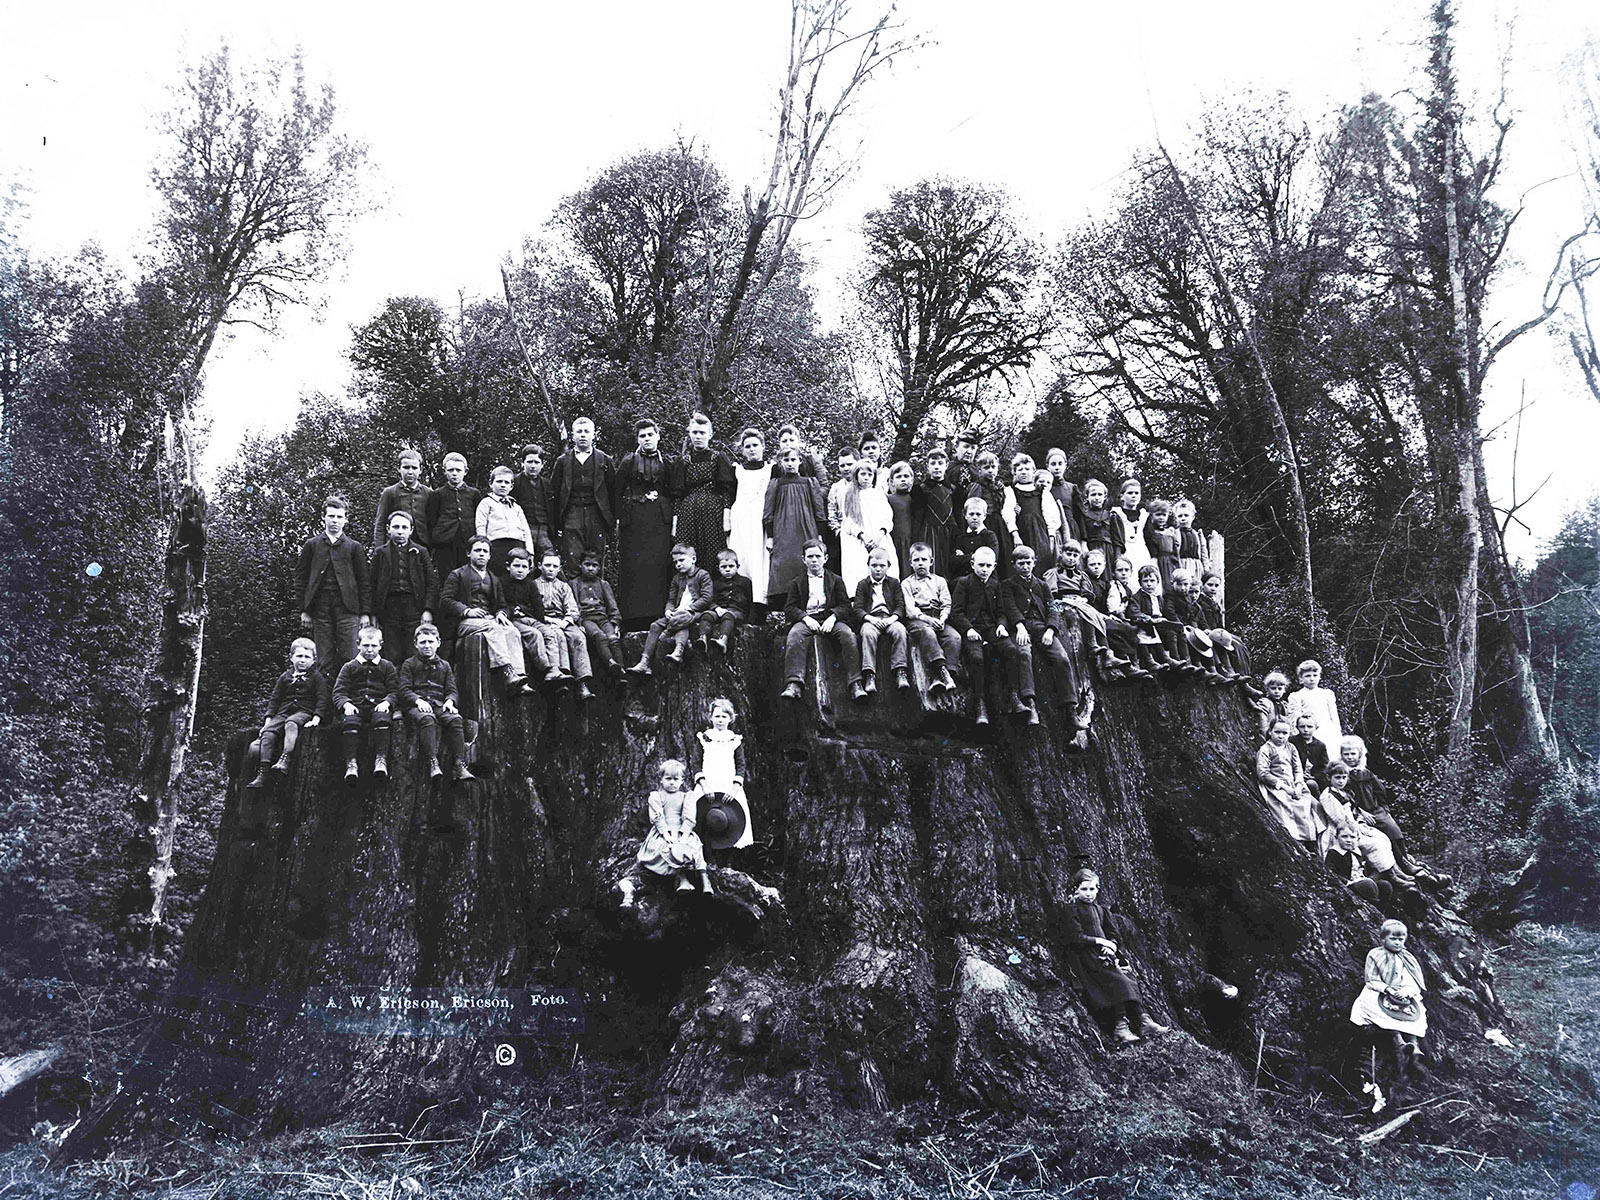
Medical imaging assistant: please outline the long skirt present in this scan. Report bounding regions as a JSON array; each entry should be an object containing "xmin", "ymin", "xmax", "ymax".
[{"xmin": 617, "ymin": 498, "xmax": 673, "ymax": 628}]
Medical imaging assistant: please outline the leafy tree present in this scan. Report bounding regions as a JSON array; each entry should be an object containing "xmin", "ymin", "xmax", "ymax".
[{"xmin": 856, "ymin": 179, "xmax": 1051, "ymax": 460}]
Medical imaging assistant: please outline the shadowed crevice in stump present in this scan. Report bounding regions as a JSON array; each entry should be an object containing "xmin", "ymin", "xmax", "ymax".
[{"xmin": 58, "ymin": 623, "xmax": 1506, "ymax": 1159}]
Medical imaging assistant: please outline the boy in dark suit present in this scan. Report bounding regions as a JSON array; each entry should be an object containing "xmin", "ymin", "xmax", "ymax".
[
  {"xmin": 512, "ymin": 443, "xmax": 556, "ymax": 560},
  {"xmin": 949, "ymin": 545, "xmax": 1017, "ymax": 724},
  {"xmin": 695, "ymin": 547, "xmax": 753, "ymax": 654},
  {"xmin": 246, "ymin": 636, "xmax": 326, "ymax": 790},
  {"xmin": 332, "ymin": 625, "xmax": 399, "ymax": 787},
  {"xmin": 950, "ymin": 496, "xmax": 1000, "ymax": 580},
  {"xmin": 550, "ymin": 415, "xmax": 617, "ymax": 577},
  {"xmin": 398, "ymin": 622, "xmax": 473, "ymax": 782},
  {"xmin": 424, "ymin": 452, "xmax": 483, "ymax": 579},
  {"xmin": 1001, "ymin": 544, "xmax": 1075, "ymax": 723},
  {"xmin": 373, "ymin": 449, "xmax": 432, "ymax": 549},
  {"xmin": 369, "ymin": 510, "xmax": 439, "ymax": 668},
  {"xmin": 780, "ymin": 538, "xmax": 864, "ymax": 703},
  {"xmin": 853, "ymin": 546, "xmax": 909, "ymax": 693},
  {"xmin": 629, "ymin": 543, "xmax": 713, "ymax": 674},
  {"xmin": 571, "ymin": 548, "xmax": 625, "ymax": 680},
  {"xmin": 296, "ymin": 494, "xmax": 372, "ymax": 674}
]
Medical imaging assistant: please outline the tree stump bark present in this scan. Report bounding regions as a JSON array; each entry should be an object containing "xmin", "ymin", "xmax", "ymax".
[{"xmin": 59, "ymin": 624, "xmax": 1502, "ymax": 1157}]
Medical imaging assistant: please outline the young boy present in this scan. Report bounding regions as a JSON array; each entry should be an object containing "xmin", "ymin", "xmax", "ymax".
[
  {"xmin": 373, "ymin": 449, "xmax": 432, "ymax": 550},
  {"xmin": 1286, "ymin": 660, "xmax": 1343, "ymax": 761},
  {"xmin": 398, "ymin": 622, "xmax": 474, "ymax": 781},
  {"xmin": 630, "ymin": 543, "xmax": 713, "ymax": 674},
  {"xmin": 1192, "ymin": 571, "xmax": 1261, "ymax": 693},
  {"xmin": 950, "ymin": 496, "xmax": 1000, "ymax": 580},
  {"xmin": 1163, "ymin": 567, "xmax": 1226, "ymax": 684},
  {"xmin": 440, "ymin": 536, "xmax": 529, "ymax": 692},
  {"xmin": 780, "ymin": 538, "xmax": 864, "ymax": 703},
  {"xmin": 901, "ymin": 542, "xmax": 959, "ymax": 693},
  {"xmin": 425, "ymin": 452, "xmax": 484, "ymax": 579},
  {"xmin": 1050, "ymin": 538, "xmax": 1143, "ymax": 682},
  {"xmin": 296, "ymin": 494, "xmax": 372, "ymax": 674},
  {"xmin": 530, "ymin": 548, "xmax": 594, "ymax": 699},
  {"xmin": 476, "ymin": 464, "xmax": 534, "ymax": 575},
  {"xmin": 571, "ymin": 548, "xmax": 626, "ymax": 679},
  {"xmin": 854, "ymin": 546, "xmax": 909, "ymax": 693},
  {"xmin": 332, "ymin": 625, "xmax": 400, "ymax": 786},
  {"xmin": 369, "ymin": 510, "xmax": 439, "ymax": 671},
  {"xmin": 1001, "ymin": 544, "xmax": 1076, "ymax": 723},
  {"xmin": 948, "ymin": 544, "xmax": 1014, "ymax": 723},
  {"xmin": 1129, "ymin": 563, "xmax": 1198, "ymax": 674},
  {"xmin": 512, "ymin": 444, "xmax": 555, "ymax": 560},
  {"xmin": 968, "ymin": 451, "xmax": 1013, "ymax": 577},
  {"xmin": 776, "ymin": 423, "xmax": 821, "ymax": 478},
  {"xmin": 246, "ymin": 636, "xmax": 326, "ymax": 790},
  {"xmin": 695, "ymin": 547, "xmax": 753, "ymax": 654},
  {"xmin": 501, "ymin": 548, "xmax": 556, "ymax": 682}
]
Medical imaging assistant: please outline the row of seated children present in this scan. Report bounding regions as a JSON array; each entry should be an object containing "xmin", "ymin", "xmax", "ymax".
[{"xmin": 246, "ymin": 622, "xmax": 474, "ymax": 794}]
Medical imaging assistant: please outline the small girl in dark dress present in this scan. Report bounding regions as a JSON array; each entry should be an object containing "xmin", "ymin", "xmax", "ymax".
[
  {"xmin": 1145, "ymin": 498, "xmax": 1182, "ymax": 595},
  {"xmin": 1062, "ymin": 869, "xmax": 1169, "ymax": 1046},
  {"xmin": 670, "ymin": 411, "xmax": 737, "ymax": 572},
  {"xmin": 764, "ymin": 447, "xmax": 829, "ymax": 599},
  {"xmin": 912, "ymin": 447, "xmax": 957, "ymax": 576},
  {"xmin": 886, "ymin": 461, "xmax": 916, "ymax": 575},
  {"xmin": 1078, "ymin": 478, "xmax": 1114, "ymax": 564}
]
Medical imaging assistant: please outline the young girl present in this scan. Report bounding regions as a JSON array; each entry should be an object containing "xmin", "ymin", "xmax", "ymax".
[
  {"xmin": 637, "ymin": 759, "xmax": 714, "ymax": 894},
  {"xmin": 1171, "ymin": 498, "xmax": 1211, "ymax": 584},
  {"xmin": 1043, "ymin": 447, "xmax": 1081, "ymax": 549},
  {"xmin": 885, "ymin": 460, "xmax": 916, "ymax": 575},
  {"xmin": 1062, "ymin": 869, "xmax": 1169, "ymax": 1046},
  {"xmin": 1109, "ymin": 478, "xmax": 1153, "ymax": 579},
  {"xmin": 693, "ymin": 697, "xmax": 754, "ymax": 849},
  {"xmin": 1286, "ymin": 659, "xmax": 1342, "ymax": 760},
  {"xmin": 1003, "ymin": 453, "xmax": 1062, "ymax": 573},
  {"xmin": 1349, "ymin": 919, "xmax": 1428, "ymax": 1070},
  {"xmin": 1144, "ymin": 498, "xmax": 1181, "ymax": 596},
  {"xmin": 763, "ymin": 447, "xmax": 829, "ymax": 601},
  {"xmin": 1256, "ymin": 718, "xmax": 1321, "ymax": 853},
  {"xmin": 729, "ymin": 427, "xmax": 774, "ymax": 607},
  {"xmin": 1256, "ymin": 670, "xmax": 1291, "ymax": 737},
  {"xmin": 1077, "ymin": 478, "xmax": 1114, "ymax": 564},
  {"xmin": 911, "ymin": 447, "xmax": 957, "ymax": 577},
  {"xmin": 840, "ymin": 460, "xmax": 897, "ymax": 592}
]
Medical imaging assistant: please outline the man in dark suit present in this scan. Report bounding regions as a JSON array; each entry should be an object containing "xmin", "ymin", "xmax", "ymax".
[
  {"xmin": 296, "ymin": 495, "xmax": 373, "ymax": 674},
  {"xmin": 369, "ymin": 510, "xmax": 440, "ymax": 668},
  {"xmin": 550, "ymin": 416, "xmax": 616, "ymax": 577},
  {"xmin": 424, "ymin": 452, "xmax": 483, "ymax": 579},
  {"xmin": 852, "ymin": 545, "xmax": 909, "ymax": 692},
  {"xmin": 780, "ymin": 538, "xmax": 864, "ymax": 703}
]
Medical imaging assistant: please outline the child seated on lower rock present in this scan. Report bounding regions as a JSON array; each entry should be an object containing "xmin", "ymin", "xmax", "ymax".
[
  {"xmin": 1324, "ymin": 825, "xmax": 1393, "ymax": 908},
  {"xmin": 1350, "ymin": 918, "xmax": 1428, "ymax": 1076},
  {"xmin": 1062, "ymin": 868, "xmax": 1169, "ymax": 1047},
  {"xmin": 694, "ymin": 548, "xmax": 752, "ymax": 655},
  {"xmin": 1338, "ymin": 736, "xmax": 1450, "ymax": 892},
  {"xmin": 1319, "ymin": 761, "xmax": 1425, "ymax": 913},
  {"xmin": 636, "ymin": 758, "xmax": 713, "ymax": 894},
  {"xmin": 246, "ymin": 636, "xmax": 326, "ymax": 790},
  {"xmin": 854, "ymin": 545, "xmax": 910, "ymax": 693},
  {"xmin": 1291, "ymin": 714, "xmax": 1331, "ymax": 794},
  {"xmin": 398, "ymin": 623, "xmax": 474, "ymax": 782}
]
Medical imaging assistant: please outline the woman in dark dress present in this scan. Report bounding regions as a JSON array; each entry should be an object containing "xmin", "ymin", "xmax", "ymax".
[
  {"xmin": 614, "ymin": 419, "xmax": 674, "ymax": 629},
  {"xmin": 1061, "ymin": 869, "xmax": 1168, "ymax": 1046},
  {"xmin": 670, "ymin": 411, "xmax": 736, "ymax": 572},
  {"xmin": 912, "ymin": 446, "xmax": 957, "ymax": 577}
]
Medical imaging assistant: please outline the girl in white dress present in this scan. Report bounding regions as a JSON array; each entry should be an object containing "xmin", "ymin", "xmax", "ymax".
[
  {"xmin": 1110, "ymin": 477, "xmax": 1154, "ymax": 580},
  {"xmin": 693, "ymin": 697, "xmax": 753, "ymax": 849},
  {"xmin": 636, "ymin": 759, "xmax": 713, "ymax": 893},
  {"xmin": 729, "ymin": 427, "xmax": 774, "ymax": 605},
  {"xmin": 839, "ymin": 460, "xmax": 897, "ymax": 593},
  {"xmin": 1350, "ymin": 919, "xmax": 1428, "ymax": 1066}
]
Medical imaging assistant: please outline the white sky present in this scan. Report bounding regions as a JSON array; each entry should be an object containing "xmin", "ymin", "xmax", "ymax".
[{"xmin": 3, "ymin": 0, "xmax": 1597, "ymax": 560}]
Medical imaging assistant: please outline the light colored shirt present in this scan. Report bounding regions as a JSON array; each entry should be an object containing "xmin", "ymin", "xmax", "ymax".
[
  {"xmin": 901, "ymin": 573, "xmax": 952, "ymax": 625},
  {"xmin": 476, "ymin": 495, "xmax": 533, "ymax": 546},
  {"xmin": 806, "ymin": 574, "xmax": 827, "ymax": 613},
  {"xmin": 533, "ymin": 576, "xmax": 579, "ymax": 622}
]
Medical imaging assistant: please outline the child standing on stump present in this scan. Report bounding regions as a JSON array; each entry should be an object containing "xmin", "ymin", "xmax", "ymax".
[
  {"xmin": 693, "ymin": 697, "xmax": 754, "ymax": 850},
  {"xmin": 398, "ymin": 623, "xmax": 473, "ymax": 782},
  {"xmin": 333, "ymin": 625, "xmax": 399, "ymax": 787},
  {"xmin": 637, "ymin": 759, "xmax": 714, "ymax": 894},
  {"xmin": 1062, "ymin": 869, "xmax": 1169, "ymax": 1047},
  {"xmin": 246, "ymin": 636, "xmax": 326, "ymax": 790},
  {"xmin": 1287, "ymin": 659, "xmax": 1342, "ymax": 761}
]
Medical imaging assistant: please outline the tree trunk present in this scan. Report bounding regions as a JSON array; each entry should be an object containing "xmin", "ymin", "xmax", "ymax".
[
  {"xmin": 60, "ymin": 625, "xmax": 1498, "ymax": 1157},
  {"xmin": 125, "ymin": 484, "xmax": 209, "ymax": 963},
  {"xmin": 698, "ymin": 199, "xmax": 770, "ymax": 408}
]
